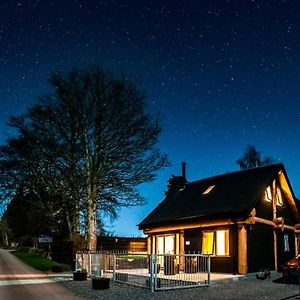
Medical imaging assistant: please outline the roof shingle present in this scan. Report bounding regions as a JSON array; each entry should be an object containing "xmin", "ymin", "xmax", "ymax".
[{"xmin": 139, "ymin": 164, "xmax": 287, "ymax": 229}]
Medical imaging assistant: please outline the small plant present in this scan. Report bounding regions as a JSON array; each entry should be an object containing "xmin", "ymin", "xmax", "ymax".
[
  {"xmin": 73, "ymin": 268, "xmax": 88, "ymax": 281},
  {"xmin": 74, "ymin": 268, "xmax": 87, "ymax": 273},
  {"xmin": 92, "ymin": 276, "xmax": 110, "ymax": 290}
]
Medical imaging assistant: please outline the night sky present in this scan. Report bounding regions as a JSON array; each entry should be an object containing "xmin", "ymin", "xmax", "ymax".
[{"xmin": 1, "ymin": 1, "xmax": 300, "ymax": 236}]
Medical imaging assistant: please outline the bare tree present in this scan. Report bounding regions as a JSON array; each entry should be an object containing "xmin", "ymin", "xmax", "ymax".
[{"xmin": 0, "ymin": 66, "xmax": 168, "ymax": 251}]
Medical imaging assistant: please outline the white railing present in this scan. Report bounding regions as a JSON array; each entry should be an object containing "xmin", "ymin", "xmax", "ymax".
[
  {"xmin": 150, "ymin": 254, "xmax": 210, "ymax": 291},
  {"xmin": 75, "ymin": 252, "xmax": 210, "ymax": 291}
]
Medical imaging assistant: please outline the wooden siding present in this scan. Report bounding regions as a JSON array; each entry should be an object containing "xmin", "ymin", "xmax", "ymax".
[
  {"xmin": 184, "ymin": 226, "xmax": 236, "ymax": 273},
  {"xmin": 277, "ymin": 230, "xmax": 295, "ymax": 267},
  {"xmin": 184, "ymin": 228, "xmax": 201, "ymax": 253},
  {"xmin": 247, "ymin": 223, "xmax": 274, "ymax": 273},
  {"xmin": 97, "ymin": 237, "xmax": 147, "ymax": 253}
]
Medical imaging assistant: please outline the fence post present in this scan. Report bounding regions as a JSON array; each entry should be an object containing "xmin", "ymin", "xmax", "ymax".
[
  {"xmin": 112, "ymin": 254, "xmax": 116, "ymax": 281},
  {"xmin": 75, "ymin": 253, "xmax": 77, "ymax": 270},
  {"xmin": 207, "ymin": 255, "xmax": 211, "ymax": 285},
  {"xmin": 88, "ymin": 251, "xmax": 91, "ymax": 276},
  {"xmin": 150, "ymin": 254, "xmax": 155, "ymax": 292}
]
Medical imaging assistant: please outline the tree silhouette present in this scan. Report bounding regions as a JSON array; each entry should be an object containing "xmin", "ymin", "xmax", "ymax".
[
  {"xmin": 0, "ymin": 65, "xmax": 169, "ymax": 251},
  {"xmin": 165, "ymin": 175, "xmax": 187, "ymax": 196},
  {"xmin": 236, "ymin": 145, "xmax": 274, "ymax": 170}
]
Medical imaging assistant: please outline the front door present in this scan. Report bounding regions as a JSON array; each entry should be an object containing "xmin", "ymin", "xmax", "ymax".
[{"xmin": 156, "ymin": 235, "xmax": 175, "ymax": 254}]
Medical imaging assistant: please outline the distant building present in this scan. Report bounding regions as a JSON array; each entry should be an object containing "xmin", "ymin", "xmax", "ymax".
[{"xmin": 97, "ymin": 236, "xmax": 147, "ymax": 253}]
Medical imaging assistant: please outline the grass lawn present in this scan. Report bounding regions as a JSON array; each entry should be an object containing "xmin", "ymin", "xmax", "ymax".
[{"xmin": 12, "ymin": 249, "xmax": 71, "ymax": 272}]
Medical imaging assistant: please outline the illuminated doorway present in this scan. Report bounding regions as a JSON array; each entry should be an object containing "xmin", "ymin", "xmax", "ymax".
[{"xmin": 156, "ymin": 234, "xmax": 175, "ymax": 266}]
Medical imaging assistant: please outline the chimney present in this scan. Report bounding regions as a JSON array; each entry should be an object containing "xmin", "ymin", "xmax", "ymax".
[{"xmin": 182, "ymin": 162, "xmax": 186, "ymax": 181}]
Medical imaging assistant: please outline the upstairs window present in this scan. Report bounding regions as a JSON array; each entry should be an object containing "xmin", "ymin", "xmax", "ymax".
[
  {"xmin": 203, "ymin": 185, "xmax": 215, "ymax": 195},
  {"xmin": 265, "ymin": 186, "xmax": 272, "ymax": 202},
  {"xmin": 276, "ymin": 187, "xmax": 283, "ymax": 206},
  {"xmin": 264, "ymin": 185, "xmax": 283, "ymax": 206}
]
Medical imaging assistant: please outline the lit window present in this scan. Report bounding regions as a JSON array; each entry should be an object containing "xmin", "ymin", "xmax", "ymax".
[
  {"xmin": 156, "ymin": 235, "xmax": 175, "ymax": 254},
  {"xmin": 202, "ymin": 232, "xmax": 214, "ymax": 254},
  {"xmin": 265, "ymin": 186, "xmax": 272, "ymax": 202},
  {"xmin": 203, "ymin": 185, "xmax": 215, "ymax": 195},
  {"xmin": 264, "ymin": 186, "xmax": 283, "ymax": 206},
  {"xmin": 284, "ymin": 234, "xmax": 289, "ymax": 252},
  {"xmin": 164, "ymin": 235, "xmax": 175, "ymax": 254},
  {"xmin": 276, "ymin": 187, "xmax": 283, "ymax": 206},
  {"xmin": 202, "ymin": 230, "xmax": 229, "ymax": 256},
  {"xmin": 155, "ymin": 235, "xmax": 175, "ymax": 266},
  {"xmin": 216, "ymin": 230, "xmax": 229, "ymax": 256}
]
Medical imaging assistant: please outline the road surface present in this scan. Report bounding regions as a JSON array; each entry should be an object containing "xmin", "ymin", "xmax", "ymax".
[{"xmin": 0, "ymin": 248, "xmax": 83, "ymax": 300}]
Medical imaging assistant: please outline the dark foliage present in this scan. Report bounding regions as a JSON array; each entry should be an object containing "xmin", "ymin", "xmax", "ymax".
[
  {"xmin": 165, "ymin": 175, "xmax": 187, "ymax": 196},
  {"xmin": 0, "ymin": 65, "xmax": 168, "ymax": 250},
  {"xmin": 236, "ymin": 145, "xmax": 275, "ymax": 170},
  {"xmin": 4, "ymin": 188, "xmax": 70, "ymax": 245}
]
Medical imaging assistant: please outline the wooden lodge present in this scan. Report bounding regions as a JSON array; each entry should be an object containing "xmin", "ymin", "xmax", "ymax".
[{"xmin": 139, "ymin": 164, "xmax": 300, "ymax": 274}]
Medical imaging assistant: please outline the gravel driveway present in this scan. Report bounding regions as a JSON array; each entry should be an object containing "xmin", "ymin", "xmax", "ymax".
[
  {"xmin": 0, "ymin": 249, "xmax": 83, "ymax": 300},
  {"xmin": 60, "ymin": 274, "xmax": 300, "ymax": 300}
]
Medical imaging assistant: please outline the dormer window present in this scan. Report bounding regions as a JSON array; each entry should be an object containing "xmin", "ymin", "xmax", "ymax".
[{"xmin": 203, "ymin": 185, "xmax": 215, "ymax": 195}]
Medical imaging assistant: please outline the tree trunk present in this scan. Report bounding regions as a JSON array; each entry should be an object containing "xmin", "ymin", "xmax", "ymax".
[
  {"xmin": 83, "ymin": 125, "xmax": 97, "ymax": 252},
  {"xmin": 65, "ymin": 210, "xmax": 73, "ymax": 240},
  {"xmin": 86, "ymin": 186, "xmax": 97, "ymax": 252},
  {"xmin": 4, "ymin": 233, "xmax": 8, "ymax": 247}
]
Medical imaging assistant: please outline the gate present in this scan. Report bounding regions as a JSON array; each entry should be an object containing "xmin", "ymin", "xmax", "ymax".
[
  {"xmin": 75, "ymin": 252, "xmax": 210, "ymax": 292},
  {"xmin": 150, "ymin": 254, "xmax": 210, "ymax": 291}
]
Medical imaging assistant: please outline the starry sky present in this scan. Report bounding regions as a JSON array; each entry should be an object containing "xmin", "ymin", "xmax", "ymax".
[{"xmin": 1, "ymin": 0, "xmax": 300, "ymax": 236}]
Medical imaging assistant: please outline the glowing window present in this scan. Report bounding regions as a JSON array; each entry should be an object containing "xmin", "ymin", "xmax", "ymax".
[
  {"xmin": 156, "ymin": 235, "xmax": 175, "ymax": 254},
  {"xmin": 202, "ymin": 232, "xmax": 214, "ymax": 255},
  {"xmin": 216, "ymin": 230, "xmax": 229, "ymax": 256},
  {"xmin": 203, "ymin": 185, "xmax": 215, "ymax": 195},
  {"xmin": 164, "ymin": 235, "xmax": 175, "ymax": 254},
  {"xmin": 265, "ymin": 186, "xmax": 272, "ymax": 202},
  {"xmin": 157, "ymin": 236, "xmax": 164, "ymax": 254},
  {"xmin": 202, "ymin": 230, "xmax": 229, "ymax": 256},
  {"xmin": 276, "ymin": 187, "xmax": 283, "ymax": 206}
]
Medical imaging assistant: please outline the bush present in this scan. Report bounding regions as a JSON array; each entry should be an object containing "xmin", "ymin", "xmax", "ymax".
[
  {"xmin": 52, "ymin": 263, "xmax": 70, "ymax": 273},
  {"xmin": 12, "ymin": 249, "xmax": 71, "ymax": 273},
  {"xmin": 92, "ymin": 277, "xmax": 110, "ymax": 290}
]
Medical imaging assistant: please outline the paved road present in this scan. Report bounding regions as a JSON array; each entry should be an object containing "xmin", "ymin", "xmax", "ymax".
[{"xmin": 0, "ymin": 248, "xmax": 83, "ymax": 300}]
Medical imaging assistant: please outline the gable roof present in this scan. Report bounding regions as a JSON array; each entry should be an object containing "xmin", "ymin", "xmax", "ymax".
[{"xmin": 139, "ymin": 163, "xmax": 298, "ymax": 230}]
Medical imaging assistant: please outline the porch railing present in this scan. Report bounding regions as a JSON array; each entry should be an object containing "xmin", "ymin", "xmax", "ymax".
[{"xmin": 75, "ymin": 252, "xmax": 210, "ymax": 292}]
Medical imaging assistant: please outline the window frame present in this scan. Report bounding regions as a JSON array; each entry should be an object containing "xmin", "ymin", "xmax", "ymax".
[
  {"xmin": 276, "ymin": 187, "xmax": 283, "ymax": 206},
  {"xmin": 201, "ymin": 229, "xmax": 230, "ymax": 257},
  {"xmin": 155, "ymin": 234, "xmax": 175, "ymax": 254},
  {"xmin": 264, "ymin": 185, "xmax": 283, "ymax": 207},
  {"xmin": 264, "ymin": 186, "xmax": 272, "ymax": 202}
]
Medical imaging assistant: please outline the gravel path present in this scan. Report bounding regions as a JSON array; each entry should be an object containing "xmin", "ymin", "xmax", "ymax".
[{"xmin": 60, "ymin": 274, "xmax": 300, "ymax": 300}]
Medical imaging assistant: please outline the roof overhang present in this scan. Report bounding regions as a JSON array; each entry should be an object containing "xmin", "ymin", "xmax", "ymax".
[
  {"xmin": 142, "ymin": 215, "xmax": 245, "ymax": 234},
  {"xmin": 278, "ymin": 169, "xmax": 300, "ymax": 223}
]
